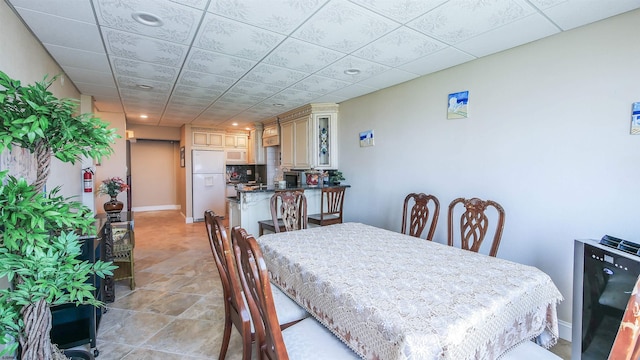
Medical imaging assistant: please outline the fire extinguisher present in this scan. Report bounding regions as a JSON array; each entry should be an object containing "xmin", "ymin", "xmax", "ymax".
[{"xmin": 83, "ymin": 168, "xmax": 94, "ymax": 193}]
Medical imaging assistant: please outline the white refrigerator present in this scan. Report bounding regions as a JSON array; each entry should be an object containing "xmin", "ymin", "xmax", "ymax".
[{"xmin": 192, "ymin": 149, "xmax": 225, "ymax": 221}]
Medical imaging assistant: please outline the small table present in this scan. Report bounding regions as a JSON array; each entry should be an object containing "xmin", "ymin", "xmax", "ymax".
[
  {"xmin": 96, "ymin": 212, "xmax": 135, "ymax": 302},
  {"xmin": 258, "ymin": 222, "xmax": 563, "ymax": 360}
]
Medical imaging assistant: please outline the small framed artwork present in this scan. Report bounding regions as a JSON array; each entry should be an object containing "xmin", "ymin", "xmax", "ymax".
[
  {"xmin": 448, "ymin": 90, "xmax": 469, "ymax": 119},
  {"xmin": 631, "ymin": 102, "xmax": 640, "ymax": 135},
  {"xmin": 359, "ymin": 130, "xmax": 374, "ymax": 147},
  {"xmin": 180, "ymin": 146, "xmax": 185, "ymax": 167}
]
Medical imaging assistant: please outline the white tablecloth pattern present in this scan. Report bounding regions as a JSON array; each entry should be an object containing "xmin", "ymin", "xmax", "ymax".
[{"xmin": 258, "ymin": 222, "xmax": 563, "ymax": 360}]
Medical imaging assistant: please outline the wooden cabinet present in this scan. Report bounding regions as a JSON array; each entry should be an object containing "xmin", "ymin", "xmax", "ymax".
[
  {"xmin": 281, "ymin": 115, "xmax": 312, "ymax": 169},
  {"xmin": 193, "ymin": 130, "xmax": 224, "ymax": 148},
  {"xmin": 279, "ymin": 103, "xmax": 338, "ymax": 169},
  {"xmin": 225, "ymin": 134, "xmax": 248, "ymax": 148}
]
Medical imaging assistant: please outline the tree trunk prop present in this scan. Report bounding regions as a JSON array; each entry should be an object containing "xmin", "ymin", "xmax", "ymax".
[
  {"xmin": 32, "ymin": 139, "xmax": 51, "ymax": 194},
  {"xmin": 19, "ymin": 299, "xmax": 52, "ymax": 360}
]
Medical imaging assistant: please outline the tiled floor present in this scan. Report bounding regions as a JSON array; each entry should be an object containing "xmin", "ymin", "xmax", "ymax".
[{"xmin": 86, "ymin": 210, "xmax": 570, "ymax": 359}]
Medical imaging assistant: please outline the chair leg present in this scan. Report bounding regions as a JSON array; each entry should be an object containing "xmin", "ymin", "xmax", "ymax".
[
  {"xmin": 219, "ymin": 312, "xmax": 232, "ymax": 360},
  {"xmin": 241, "ymin": 327, "xmax": 252, "ymax": 360}
]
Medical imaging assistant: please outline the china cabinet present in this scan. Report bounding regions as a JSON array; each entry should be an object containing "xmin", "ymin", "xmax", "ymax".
[{"xmin": 279, "ymin": 103, "xmax": 338, "ymax": 170}]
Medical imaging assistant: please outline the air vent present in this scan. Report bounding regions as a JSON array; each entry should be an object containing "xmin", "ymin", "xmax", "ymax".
[{"xmin": 600, "ymin": 235, "xmax": 640, "ymax": 257}]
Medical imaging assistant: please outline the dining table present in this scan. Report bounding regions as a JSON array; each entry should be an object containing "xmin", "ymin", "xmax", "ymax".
[{"xmin": 257, "ymin": 222, "xmax": 564, "ymax": 360}]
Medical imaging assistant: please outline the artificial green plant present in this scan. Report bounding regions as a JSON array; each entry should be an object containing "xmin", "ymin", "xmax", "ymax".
[{"xmin": 0, "ymin": 71, "xmax": 118, "ymax": 359}]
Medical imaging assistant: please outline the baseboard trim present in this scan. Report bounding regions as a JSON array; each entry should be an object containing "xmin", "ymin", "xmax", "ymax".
[
  {"xmin": 558, "ymin": 319, "xmax": 571, "ymax": 341},
  {"xmin": 131, "ymin": 205, "xmax": 180, "ymax": 212}
]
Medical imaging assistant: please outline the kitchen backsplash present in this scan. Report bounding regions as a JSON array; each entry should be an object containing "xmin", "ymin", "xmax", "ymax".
[{"xmin": 226, "ymin": 164, "xmax": 266, "ymax": 184}]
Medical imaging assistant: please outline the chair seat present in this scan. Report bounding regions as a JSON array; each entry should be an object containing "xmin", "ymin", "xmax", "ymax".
[
  {"xmin": 308, "ymin": 213, "xmax": 341, "ymax": 226},
  {"xmin": 500, "ymin": 340, "xmax": 561, "ymax": 359},
  {"xmin": 258, "ymin": 219, "xmax": 287, "ymax": 235},
  {"xmin": 241, "ymin": 285, "xmax": 309, "ymax": 332},
  {"xmin": 282, "ymin": 317, "xmax": 360, "ymax": 359}
]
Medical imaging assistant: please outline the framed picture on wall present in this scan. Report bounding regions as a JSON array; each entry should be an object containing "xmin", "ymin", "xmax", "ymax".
[
  {"xmin": 448, "ymin": 90, "xmax": 469, "ymax": 119},
  {"xmin": 180, "ymin": 146, "xmax": 185, "ymax": 167}
]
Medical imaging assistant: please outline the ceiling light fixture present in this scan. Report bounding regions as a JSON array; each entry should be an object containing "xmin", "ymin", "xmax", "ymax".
[
  {"xmin": 232, "ymin": 122, "xmax": 238, "ymax": 126},
  {"xmin": 273, "ymin": 103, "xmax": 284, "ymax": 107},
  {"xmin": 344, "ymin": 68, "xmax": 361, "ymax": 75},
  {"xmin": 136, "ymin": 84, "xmax": 153, "ymax": 90},
  {"xmin": 131, "ymin": 11, "xmax": 164, "ymax": 27},
  {"xmin": 140, "ymin": 114, "xmax": 148, "ymax": 119}
]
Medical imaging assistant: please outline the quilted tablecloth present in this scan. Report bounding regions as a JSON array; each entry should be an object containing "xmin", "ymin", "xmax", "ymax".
[{"xmin": 258, "ymin": 222, "xmax": 563, "ymax": 360}]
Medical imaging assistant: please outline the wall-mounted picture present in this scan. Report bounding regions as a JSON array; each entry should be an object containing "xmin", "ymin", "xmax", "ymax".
[
  {"xmin": 448, "ymin": 90, "xmax": 469, "ymax": 119},
  {"xmin": 359, "ymin": 130, "xmax": 374, "ymax": 147},
  {"xmin": 631, "ymin": 102, "xmax": 640, "ymax": 135},
  {"xmin": 180, "ymin": 146, "xmax": 185, "ymax": 167}
]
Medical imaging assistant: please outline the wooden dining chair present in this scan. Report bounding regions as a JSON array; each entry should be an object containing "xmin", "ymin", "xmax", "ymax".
[
  {"xmin": 308, "ymin": 186, "xmax": 346, "ymax": 226},
  {"xmin": 231, "ymin": 226, "xmax": 359, "ymax": 360},
  {"xmin": 204, "ymin": 211, "xmax": 309, "ymax": 360},
  {"xmin": 401, "ymin": 193, "xmax": 440, "ymax": 240},
  {"xmin": 447, "ymin": 197, "xmax": 505, "ymax": 257},
  {"xmin": 258, "ymin": 190, "xmax": 307, "ymax": 235}
]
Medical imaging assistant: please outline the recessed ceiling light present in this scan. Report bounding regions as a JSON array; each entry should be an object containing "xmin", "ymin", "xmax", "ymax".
[
  {"xmin": 344, "ymin": 68, "xmax": 361, "ymax": 75},
  {"xmin": 140, "ymin": 114, "xmax": 148, "ymax": 119},
  {"xmin": 137, "ymin": 84, "xmax": 153, "ymax": 90},
  {"xmin": 245, "ymin": 127, "xmax": 251, "ymax": 131},
  {"xmin": 273, "ymin": 103, "xmax": 284, "ymax": 107},
  {"xmin": 232, "ymin": 122, "xmax": 238, "ymax": 126},
  {"xmin": 131, "ymin": 11, "xmax": 163, "ymax": 27}
]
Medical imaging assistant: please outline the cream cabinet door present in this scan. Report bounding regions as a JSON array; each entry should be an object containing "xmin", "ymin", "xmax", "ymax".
[
  {"xmin": 280, "ymin": 121, "xmax": 294, "ymax": 168},
  {"xmin": 293, "ymin": 117, "xmax": 310, "ymax": 169}
]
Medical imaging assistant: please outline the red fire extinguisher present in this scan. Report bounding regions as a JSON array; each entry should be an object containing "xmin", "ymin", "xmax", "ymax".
[{"xmin": 83, "ymin": 168, "xmax": 94, "ymax": 193}]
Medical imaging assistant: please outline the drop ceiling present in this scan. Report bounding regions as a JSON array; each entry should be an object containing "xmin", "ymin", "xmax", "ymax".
[{"xmin": 6, "ymin": 0, "xmax": 640, "ymax": 130}]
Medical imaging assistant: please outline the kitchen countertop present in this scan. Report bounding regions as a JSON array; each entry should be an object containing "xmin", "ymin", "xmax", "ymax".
[{"xmin": 235, "ymin": 183, "xmax": 349, "ymax": 194}]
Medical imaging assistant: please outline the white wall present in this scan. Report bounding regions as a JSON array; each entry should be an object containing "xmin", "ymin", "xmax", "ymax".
[
  {"xmin": 338, "ymin": 9, "xmax": 640, "ymax": 335},
  {"xmin": 130, "ymin": 140, "xmax": 180, "ymax": 211}
]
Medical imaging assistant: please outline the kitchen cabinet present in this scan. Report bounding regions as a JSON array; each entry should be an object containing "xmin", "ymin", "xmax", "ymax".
[
  {"xmin": 193, "ymin": 130, "xmax": 224, "ymax": 148},
  {"xmin": 279, "ymin": 103, "xmax": 338, "ymax": 170},
  {"xmin": 262, "ymin": 124, "xmax": 279, "ymax": 146},
  {"xmin": 281, "ymin": 115, "xmax": 311, "ymax": 169},
  {"xmin": 225, "ymin": 134, "xmax": 248, "ymax": 148}
]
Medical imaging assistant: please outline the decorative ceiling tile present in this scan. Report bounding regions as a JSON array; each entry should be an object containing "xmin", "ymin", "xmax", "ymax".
[
  {"xmin": 455, "ymin": 13, "xmax": 559, "ymax": 57},
  {"xmin": 120, "ymin": 88, "xmax": 170, "ymax": 103},
  {"xmin": 243, "ymin": 64, "xmax": 308, "ymax": 87},
  {"xmin": 354, "ymin": 26, "xmax": 447, "ymax": 67},
  {"xmin": 349, "ymin": 0, "xmax": 447, "ymax": 23},
  {"xmin": 269, "ymin": 88, "xmax": 323, "ymax": 105},
  {"xmin": 293, "ymin": 0, "xmax": 399, "ymax": 53},
  {"xmin": 328, "ymin": 83, "xmax": 378, "ymax": 99},
  {"xmin": 357, "ymin": 68, "xmax": 420, "ymax": 89},
  {"xmin": 229, "ymin": 80, "xmax": 283, "ymax": 99},
  {"xmin": 102, "ymin": 28, "xmax": 188, "ymax": 67},
  {"xmin": 317, "ymin": 55, "xmax": 390, "ymax": 83},
  {"xmin": 398, "ymin": 47, "xmax": 476, "ymax": 75},
  {"xmin": 289, "ymin": 75, "xmax": 351, "ymax": 94},
  {"xmin": 185, "ymin": 48, "xmax": 256, "ymax": 77},
  {"xmin": 408, "ymin": 0, "xmax": 536, "ymax": 44},
  {"xmin": 116, "ymin": 75, "xmax": 172, "ymax": 93},
  {"xmin": 194, "ymin": 13, "xmax": 285, "ymax": 61},
  {"xmin": 170, "ymin": 0, "xmax": 209, "ymax": 10},
  {"xmin": 262, "ymin": 38, "xmax": 345, "ymax": 73},
  {"xmin": 172, "ymin": 84, "xmax": 223, "ymax": 100},
  {"xmin": 63, "ymin": 67, "xmax": 116, "ymax": 87},
  {"xmin": 112, "ymin": 57, "xmax": 178, "ymax": 83},
  {"xmin": 216, "ymin": 92, "xmax": 266, "ymax": 107},
  {"xmin": 207, "ymin": 0, "xmax": 326, "ymax": 34},
  {"xmin": 168, "ymin": 94, "xmax": 215, "ymax": 107},
  {"xmin": 176, "ymin": 71, "xmax": 236, "ymax": 90},
  {"xmin": 95, "ymin": 0, "xmax": 202, "ymax": 45}
]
